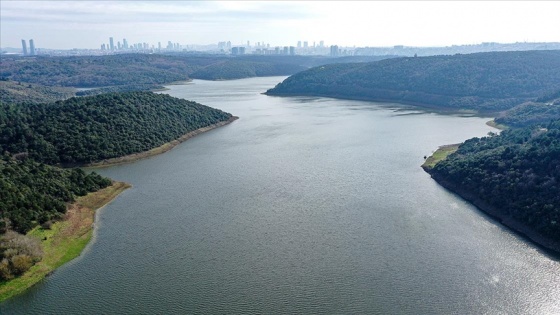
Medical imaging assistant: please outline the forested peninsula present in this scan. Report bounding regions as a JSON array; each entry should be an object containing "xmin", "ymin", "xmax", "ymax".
[
  {"xmin": 0, "ymin": 90, "xmax": 235, "ymax": 298},
  {"xmin": 265, "ymin": 50, "xmax": 560, "ymax": 113},
  {"xmin": 423, "ymin": 120, "xmax": 560, "ymax": 254},
  {"xmin": 1, "ymin": 91, "xmax": 234, "ymax": 165}
]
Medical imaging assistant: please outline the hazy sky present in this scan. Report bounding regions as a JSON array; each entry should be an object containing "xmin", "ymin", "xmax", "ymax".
[{"xmin": 1, "ymin": 1, "xmax": 559, "ymax": 49}]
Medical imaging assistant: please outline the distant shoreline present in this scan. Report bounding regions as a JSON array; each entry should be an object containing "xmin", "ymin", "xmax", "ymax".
[{"xmin": 82, "ymin": 116, "xmax": 238, "ymax": 169}]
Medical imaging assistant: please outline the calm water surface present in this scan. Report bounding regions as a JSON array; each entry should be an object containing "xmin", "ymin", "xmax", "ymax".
[{"xmin": 2, "ymin": 77, "xmax": 559, "ymax": 314}]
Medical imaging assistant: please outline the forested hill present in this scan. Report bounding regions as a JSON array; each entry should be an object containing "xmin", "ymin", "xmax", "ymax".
[
  {"xmin": 0, "ymin": 54, "xmax": 203, "ymax": 87},
  {"xmin": 0, "ymin": 54, "xmax": 396, "ymax": 88},
  {"xmin": 0, "ymin": 91, "xmax": 233, "ymax": 165},
  {"xmin": 266, "ymin": 50, "xmax": 560, "ymax": 112},
  {"xmin": 189, "ymin": 60, "xmax": 305, "ymax": 80},
  {"xmin": 494, "ymin": 89, "xmax": 560, "ymax": 128},
  {"xmin": 425, "ymin": 119, "xmax": 560, "ymax": 253}
]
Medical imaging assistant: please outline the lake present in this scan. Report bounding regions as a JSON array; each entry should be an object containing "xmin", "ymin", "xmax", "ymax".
[{"xmin": 2, "ymin": 77, "xmax": 559, "ymax": 314}]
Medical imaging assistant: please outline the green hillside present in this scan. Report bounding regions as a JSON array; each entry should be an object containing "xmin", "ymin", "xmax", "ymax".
[
  {"xmin": 266, "ymin": 50, "xmax": 560, "ymax": 112},
  {"xmin": 0, "ymin": 91, "xmax": 233, "ymax": 165}
]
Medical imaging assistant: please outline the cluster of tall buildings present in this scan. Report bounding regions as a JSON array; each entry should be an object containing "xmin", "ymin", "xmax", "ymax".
[
  {"xmin": 21, "ymin": 39, "xmax": 36, "ymax": 56},
  {"xmin": 100, "ymin": 37, "xmax": 183, "ymax": 52},
  {"xmin": 223, "ymin": 40, "xmax": 334, "ymax": 56},
  {"xmin": 297, "ymin": 40, "xmax": 325, "ymax": 49}
]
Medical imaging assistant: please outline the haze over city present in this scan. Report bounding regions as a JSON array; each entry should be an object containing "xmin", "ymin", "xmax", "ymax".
[{"xmin": 2, "ymin": 1, "xmax": 560, "ymax": 50}]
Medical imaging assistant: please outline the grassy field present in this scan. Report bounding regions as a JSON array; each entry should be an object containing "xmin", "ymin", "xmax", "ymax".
[
  {"xmin": 0, "ymin": 181, "xmax": 130, "ymax": 302},
  {"xmin": 422, "ymin": 144, "xmax": 460, "ymax": 170}
]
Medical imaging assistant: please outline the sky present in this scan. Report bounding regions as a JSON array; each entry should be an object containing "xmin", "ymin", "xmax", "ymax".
[{"xmin": 1, "ymin": 1, "xmax": 560, "ymax": 50}]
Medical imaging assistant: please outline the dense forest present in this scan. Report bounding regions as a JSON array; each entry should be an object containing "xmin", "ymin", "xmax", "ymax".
[
  {"xmin": 0, "ymin": 156, "xmax": 111, "ymax": 234},
  {"xmin": 0, "ymin": 91, "xmax": 233, "ymax": 165},
  {"xmin": 0, "ymin": 54, "xmax": 397, "ymax": 88},
  {"xmin": 266, "ymin": 50, "xmax": 560, "ymax": 112},
  {"xmin": 494, "ymin": 90, "xmax": 560, "ymax": 127},
  {"xmin": 495, "ymin": 102, "xmax": 560, "ymax": 128},
  {"xmin": 0, "ymin": 79, "xmax": 75, "ymax": 104},
  {"xmin": 425, "ymin": 119, "xmax": 560, "ymax": 251}
]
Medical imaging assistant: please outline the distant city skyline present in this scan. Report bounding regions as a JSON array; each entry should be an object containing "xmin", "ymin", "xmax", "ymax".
[{"xmin": 1, "ymin": 1, "xmax": 559, "ymax": 50}]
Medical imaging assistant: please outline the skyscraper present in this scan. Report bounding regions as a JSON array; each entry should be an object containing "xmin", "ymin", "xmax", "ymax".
[
  {"xmin": 29, "ymin": 39, "xmax": 36, "ymax": 55},
  {"xmin": 109, "ymin": 37, "xmax": 115, "ymax": 51},
  {"xmin": 330, "ymin": 45, "xmax": 339, "ymax": 57},
  {"xmin": 21, "ymin": 39, "xmax": 28, "ymax": 56},
  {"xmin": 123, "ymin": 38, "xmax": 128, "ymax": 49}
]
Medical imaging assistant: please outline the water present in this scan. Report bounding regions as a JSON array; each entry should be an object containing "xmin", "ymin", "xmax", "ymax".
[{"xmin": 2, "ymin": 77, "xmax": 559, "ymax": 314}]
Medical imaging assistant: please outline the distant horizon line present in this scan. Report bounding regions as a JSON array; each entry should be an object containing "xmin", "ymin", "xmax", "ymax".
[{"xmin": 2, "ymin": 40, "xmax": 560, "ymax": 51}]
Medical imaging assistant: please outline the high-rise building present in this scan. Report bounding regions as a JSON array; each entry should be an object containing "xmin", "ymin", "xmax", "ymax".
[
  {"xmin": 29, "ymin": 39, "xmax": 36, "ymax": 55},
  {"xmin": 303, "ymin": 41, "xmax": 308, "ymax": 48},
  {"xmin": 158, "ymin": 42, "xmax": 162, "ymax": 50},
  {"xmin": 330, "ymin": 45, "xmax": 339, "ymax": 57},
  {"xmin": 289, "ymin": 46, "xmax": 295, "ymax": 56},
  {"xmin": 123, "ymin": 38, "xmax": 128, "ymax": 49},
  {"xmin": 21, "ymin": 39, "xmax": 28, "ymax": 56},
  {"xmin": 297, "ymin": 41, "xmax": 302, "ymax": 48},
  {"xmin": 231, "ymin": 47, "xmax": 245, "ymax": 55},
  {"xmin": 319, "ymin": 40, "xmax": 324, "ymax": 48},
  {"xmin": 109, "ymin": 37, "xmax": 115, "ymax": 51}
]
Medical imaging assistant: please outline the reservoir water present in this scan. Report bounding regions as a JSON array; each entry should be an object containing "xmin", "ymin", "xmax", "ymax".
[{"xmin": 2, "ymin": 77, "xmax": 559, "ymax": 314}]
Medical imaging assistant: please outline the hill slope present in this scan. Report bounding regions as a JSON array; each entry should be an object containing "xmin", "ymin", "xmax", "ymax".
[
  {"xmin": 0, "ymin": 91, "xmax": 233, "ymax": 165},
  {"xmin": 266, "ymin": 50, "xmax": 560, "ymax": 112},
  {"xmin": 1, "ymin": 54, "xmax": 399, "ymax": 89},
  {"xmin": 0, "ymin": 80, "xmax": 75, "ymax": 104}
]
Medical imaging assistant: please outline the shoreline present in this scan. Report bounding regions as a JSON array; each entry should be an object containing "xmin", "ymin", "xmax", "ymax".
[
  {"xmin": 0, "ymin": 182, "xmax": 131, "ymax": 302},
  {"xmin": 265, "ymin": 91, "xmax": 502, "ymax": 117},
  {"xmin": 83, "ymin": 116, "xmax": 238, "ymax": 169},
  {"xmin": 422, "ymin": 149, "xmax": 560, "ymax": 258},
  {"xmin": 421, "ymin": 144, "xmax": 460, "ymax": 169},
  {"xmin": 485, "ymin": 119, "xmax": 508, "ymax": 130}
]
